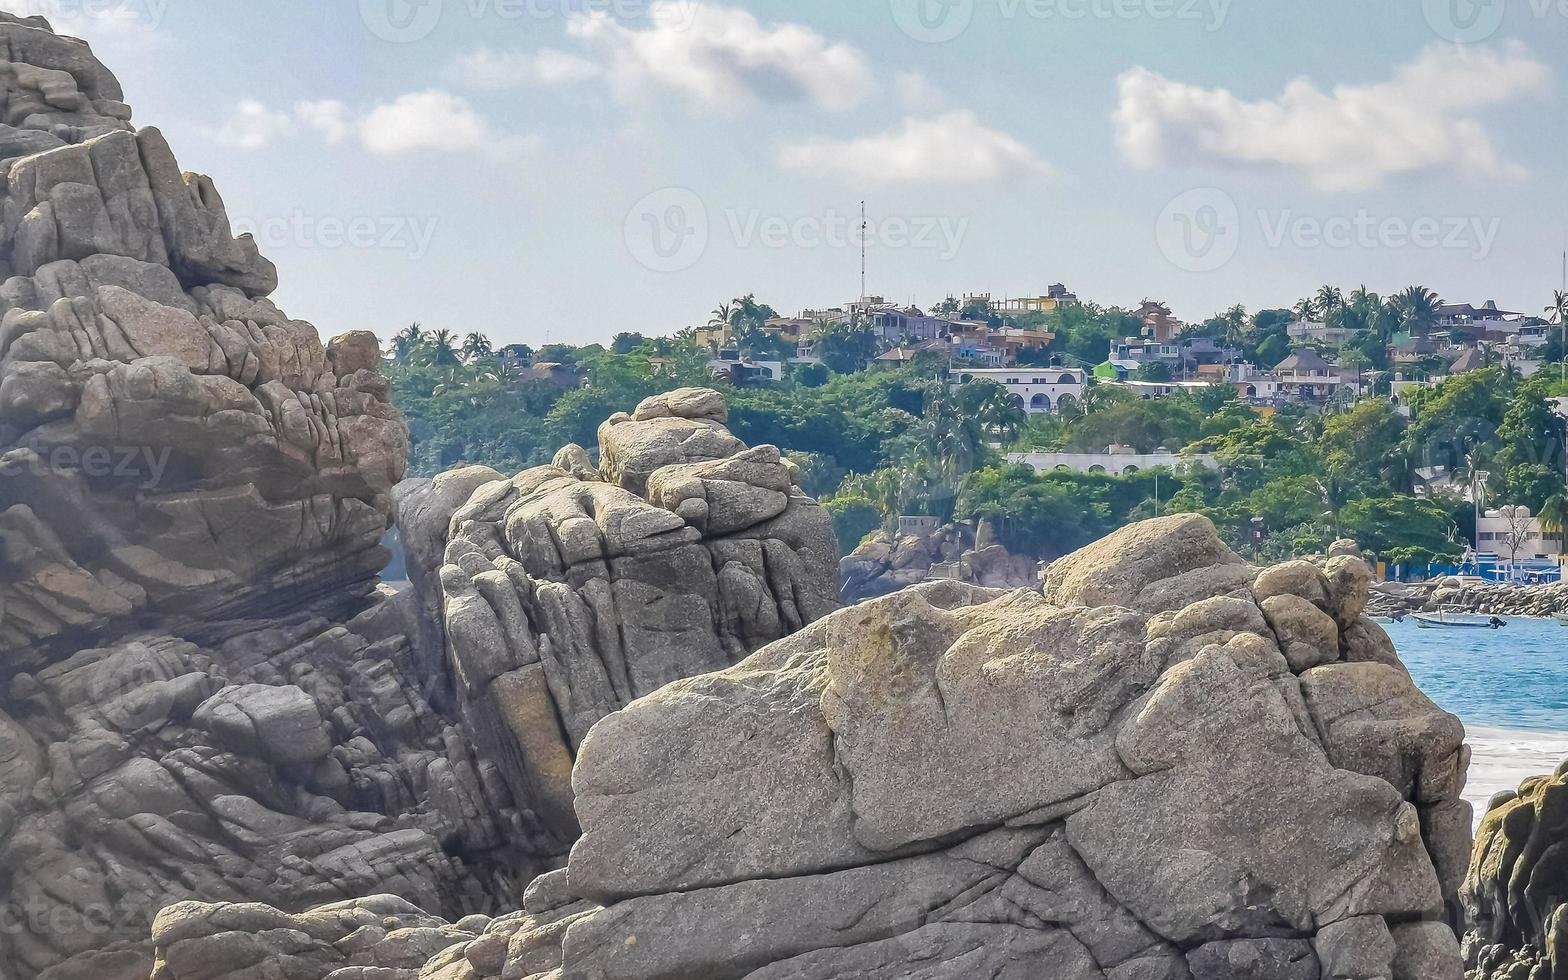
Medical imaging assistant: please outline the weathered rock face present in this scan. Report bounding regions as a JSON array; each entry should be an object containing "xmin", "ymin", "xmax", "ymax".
[
  {"xmin": 839, "ymin": 520, "xmax": 1039, "ymax": 603},
  {"xmin": 1462, "ymin": 762, "xmax": 1568, "ymax": 978},
  {"xmin": 0, "ymin": 17, "xmax": 522, "ymax": 980},
  {"xmin": 151, "ymin": 515, "xmax": 1472, "ymax": 980},
  {"xmin": 0, "ymin": 25, "xmax": 406, "ymax": 653},
  {"xmin": 428, "ymin": 387, "xmax": 841, "ymax": 849}
]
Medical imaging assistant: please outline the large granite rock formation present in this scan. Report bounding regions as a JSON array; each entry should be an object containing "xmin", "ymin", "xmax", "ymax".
[
  {"xmin": 1463, "ymin": 764, "xmax": 1568, "ymax": 978},
  {"xmin": 409, "ymin": 387, "xmax": 840, "ymax": 849},
  {"xmin": 149, "ymin": 515, "xmax": 1473, "ymax": 980},
  {"xmin": 0, "ymin": 16, "xmax": 840, "ymax": 979},
  {"xmin": 0, "ymin": 14, "xmax": 515, "ymax": 980}
]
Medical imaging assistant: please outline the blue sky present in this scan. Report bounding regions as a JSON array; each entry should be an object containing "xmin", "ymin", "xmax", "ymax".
[{"xmin": 57, "ymin": 0, "xmax": 1568, "ymax": 345}]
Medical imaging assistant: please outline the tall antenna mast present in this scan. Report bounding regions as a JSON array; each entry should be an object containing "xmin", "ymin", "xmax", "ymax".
[{"xmin": 860, "ymin": 200, "xmax": 867, "ymax": 301}]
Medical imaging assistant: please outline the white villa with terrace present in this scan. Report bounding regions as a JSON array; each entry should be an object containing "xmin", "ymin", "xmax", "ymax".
[{"xmin": 952, "ymin": 367, "xmax": 1088, "ymax": 414}]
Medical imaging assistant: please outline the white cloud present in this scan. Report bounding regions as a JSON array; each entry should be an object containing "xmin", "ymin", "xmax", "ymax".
[
  {"xmin": 1114, "ymin": 42, "xmax": 1551, "ymax": 192},
  {"xmin": 295, "ymin": 99, "xmax": 353, "ymax": 144},
  {"xmin": 895, "ymin": 72, "xmax": 946, "ymax": 110},
  {"xmin": 51, "ymin": 4, "xmax": 173, "ymax": 59},
  {"xmin": 213, "ymin": 99, "xmax": 292, "ymax": 150},
  {"xmin": 357, "ymin": 89, "xmax": 533, "ymax": 161},
  {"xmin": 453, "ymin": 47, "xmax": 602, "ymax": 89},
  {"xmin": 567, "ymin": 1, "xmax": 872, "ymax": 114},
  {"xmin": 779, "ymin": 111, "xmax": 1048, "ymax": 185}
]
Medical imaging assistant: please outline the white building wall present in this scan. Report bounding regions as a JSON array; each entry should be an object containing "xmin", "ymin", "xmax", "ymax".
[
  {"xmin": 1008, "ymin": 451, "xmax": 1220, "ymax": 475},
  {"xmin": 952, "ymin": 367, "xmax": 1087, "ymax": 415}
]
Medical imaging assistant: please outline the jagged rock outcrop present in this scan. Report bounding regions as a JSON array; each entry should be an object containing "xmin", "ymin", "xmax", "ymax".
[
  {"xmin": 0, "ymin": 13, "xmax": 837, "ymax": 971},
  {"xmin": 422, "ymin": 387, "xmax": 841, "ymax": 849},
  {"xmin": 839, "ymin": 519, "xmax": 1039, "ymax": 603},
  {"xmin": 1462, "ymin": 762, "xmax": 1568, "ymax": 978},
  {"xmin": 150, "ymin": 514, "xmax": 1473, "ymax": 980},
  {"xmin": 0, "ymin": 16, "xmax": 508, "ymax": 980}
]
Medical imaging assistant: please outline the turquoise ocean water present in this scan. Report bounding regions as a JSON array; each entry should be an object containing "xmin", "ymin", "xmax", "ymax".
[{"xmin": 1389, "ymin": 616, "xmax": 1568, "ymax": 821}]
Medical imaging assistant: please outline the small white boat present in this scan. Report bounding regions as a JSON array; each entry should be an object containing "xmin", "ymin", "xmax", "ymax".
[
  {"xmin": 1412, "ymin": 608, "xmax": 1506, "ymax": 630},
  {"xmin": 1554, "ymin": 612, "xmax": 1568, "ymax": 626}
]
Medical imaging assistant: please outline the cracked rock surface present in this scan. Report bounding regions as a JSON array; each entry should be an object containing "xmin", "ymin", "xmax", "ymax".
[
  {"xmin": 150, "ymin": 515, "xmax": 1472, "ymax": 980},
  {"xmin": 0, "ymin": 18, "xmax": 841, "ymax": 980},
  {"xmin": 421, "ymin": 386, "xmax": 841, "ymax": 847},
  {"xmin": 1462, "ymin": 762, "xmax": 1568, "ymax": 979}
]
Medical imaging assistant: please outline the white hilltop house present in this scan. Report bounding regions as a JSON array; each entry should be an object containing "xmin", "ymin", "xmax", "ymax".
[
  {"xmin": 951, "ymin": 366, "xmax": 1088, "ymax": 415},
  {"xmin": 1007, "ymin": 445, "xmax": 1220, "ymax": 477}
]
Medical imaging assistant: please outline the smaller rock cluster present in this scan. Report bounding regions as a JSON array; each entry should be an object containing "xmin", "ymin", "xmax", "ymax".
[
  {"xmin": 1426, "ymin": 579, "xmax": 1568, "ymax": 618},
  {"xmin": 1463, "ymin": 762, "xmax": 1568, "ymax": 979},
  {"xmin": 838, "ymin": 519, "xmax": 1039, "ymax": 603}
]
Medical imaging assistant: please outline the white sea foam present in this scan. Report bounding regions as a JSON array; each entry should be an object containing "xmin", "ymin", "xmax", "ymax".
[{"xmin": 1463, "ymin": 725, "xmax": 1568, "ymax": 827}]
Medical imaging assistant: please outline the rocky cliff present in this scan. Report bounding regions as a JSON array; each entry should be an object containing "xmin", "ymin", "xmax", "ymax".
[
  {"xmin": 146, "ymin": 515, "xmax": 1473, "ymax": 980},
  {"xmin": 1463, "ymin": 765, "xmax": 1568, "ymax": 978},
  {"xmin": 0, "ymin": 16, "xmax": 837, "ymax": 980}
]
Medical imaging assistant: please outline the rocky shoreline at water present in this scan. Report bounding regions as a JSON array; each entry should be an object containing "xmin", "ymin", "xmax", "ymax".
[{"xmin": 1364, "ymin": 580, "xmax": 1568, "ymax": 620}]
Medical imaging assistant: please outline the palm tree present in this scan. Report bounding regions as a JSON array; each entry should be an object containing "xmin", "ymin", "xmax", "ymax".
[
  {"xmin": 1293, "ymin": 298, "xmax": 1319, "ymax": 322},
  {"xmin": 1393, "ymin": 286, "xmax": 1444, "ymax": 337},
  {"xmin": 961, "ymin": 383, "xmax": 1027, "ymax": 445},
  {"xmin": 708, "ymin": 302, "xmax": 736, "ymax": 330},
  {"xmin": 1315, "ymin": 466, "xmax": 1353, "ymax": 539},
  {"xmin": 1542, "ymin": 289, "xmax": 1568, "ymax": 323},
  {"xmin": 1315, "ymin": 285, "xmax": 1343, "ymax": 317},
  {"xmin": 420, "ymin": 328, "xmax": 462, "ymax": 371},
  {"xmin": 391, "ymin": 323, "xmax": 425, "ymax": 363},
  {"xmin": 461, "ymin": 332, "xmax": 493, "ymax": 363},
  {"xmin": 1539, "ymin": 493, "xmax": 1568, "ymax": 551},
  {"xmin": 1219, "ymin": 304, "xmax": 1247, "ymax": 347}
]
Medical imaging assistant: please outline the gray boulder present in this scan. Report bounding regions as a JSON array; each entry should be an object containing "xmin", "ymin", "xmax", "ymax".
[
  {"xmin": 430, "ymin": 389, "xmax": 840, "ymax": 849},
  {"xmin": 150, "ymin": 516, "xmax": 1468, "ymax": 980}
]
